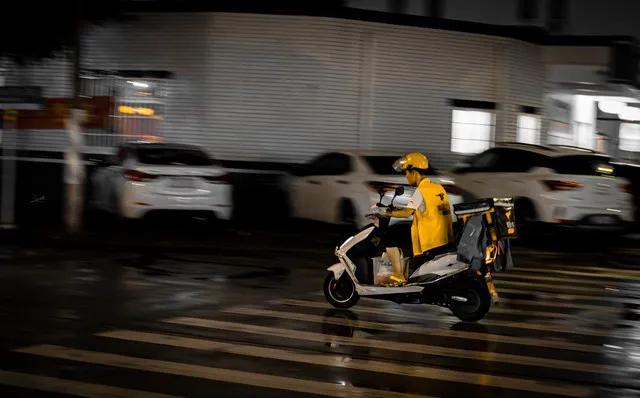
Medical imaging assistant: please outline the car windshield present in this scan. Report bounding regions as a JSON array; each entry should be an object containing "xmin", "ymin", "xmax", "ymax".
[
  {"xmin": 550, "ymin": 155, "xmax": 615, "ymax": 176},
  {"xmin": 364, "ymin": 156, "xmax": 437, "ymax": 175},
  {"xmin": 136, "ymin": 147, "xmax": 213, "ymax": 166}
]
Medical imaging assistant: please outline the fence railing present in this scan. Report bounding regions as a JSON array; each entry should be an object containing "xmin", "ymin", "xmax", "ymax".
[{"xmin": 82, "ymin": 132, "xmax": 160, "ymax": 151}]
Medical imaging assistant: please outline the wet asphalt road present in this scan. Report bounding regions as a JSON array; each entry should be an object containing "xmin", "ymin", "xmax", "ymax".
[{"xmin": 1, "ymin": 223, "xmax": 640, "ymax": 398}]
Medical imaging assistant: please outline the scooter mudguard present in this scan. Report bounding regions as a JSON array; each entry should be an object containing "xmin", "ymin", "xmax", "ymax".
[{"xmin": 327, "ymin": 263, "xmax": 346, "ymax": 279}]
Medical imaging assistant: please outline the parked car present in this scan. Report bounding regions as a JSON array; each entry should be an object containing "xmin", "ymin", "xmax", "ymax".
[
  {"xmin": 287, "ymin": 151, "xmax": 468, "ymax": 228},
  {"xmin": 612, "ymin": 161, "xmax": 640, "ymax": 226},
  {"xmin": 451, "ymin": 143, "xmax": 634, "ymax": 231},
  {"xmin": 91, "ymin": 142, "xmax": 232, "ymax": 220}
]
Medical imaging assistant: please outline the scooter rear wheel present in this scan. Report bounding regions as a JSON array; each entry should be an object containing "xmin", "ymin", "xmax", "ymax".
[
  {"xmin": 448, "ymin": 274, "xmax": 491, "ymax": 322},
  {"xmin": 324, "ymin": 272, "xmax": 359, "ymax": 309}
]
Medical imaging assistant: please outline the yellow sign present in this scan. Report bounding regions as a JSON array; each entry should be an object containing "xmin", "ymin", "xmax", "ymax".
[
  {"xmin": 118, "ymin": 105, "xmax": 155, "ymax": 116},
  {"xmin": 3, "ymin": 109, "xmax": 17, "ymax": 121}
]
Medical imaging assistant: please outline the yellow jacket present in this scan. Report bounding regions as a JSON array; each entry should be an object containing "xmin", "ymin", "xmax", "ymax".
[{"xmin": 411, "ymin": 179, "xmax": 454, "ymax": 255}]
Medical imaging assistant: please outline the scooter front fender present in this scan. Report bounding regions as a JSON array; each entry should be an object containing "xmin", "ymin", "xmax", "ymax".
[{"xmin": 327, "ymin": 263, "xmax": 346, "ymax": 280}]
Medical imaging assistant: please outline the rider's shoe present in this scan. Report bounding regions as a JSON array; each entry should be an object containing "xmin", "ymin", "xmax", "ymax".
[{"xmin": 382, "ymin": 275, "xmax": 407, "ymax": 287}]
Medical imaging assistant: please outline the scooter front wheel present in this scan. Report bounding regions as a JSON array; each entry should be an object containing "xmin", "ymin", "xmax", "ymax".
[
  {"xmin": 448, "ymin": 274, "xmax": 491, "ymax": 322},
  {"xmin": 324, "ymin": 272, "xmax": 359, "ymax": 309}
]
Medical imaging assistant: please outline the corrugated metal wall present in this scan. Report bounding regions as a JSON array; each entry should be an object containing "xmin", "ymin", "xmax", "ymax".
[
  {"xmin": 203, "ymin": 14, "xmax": 363, "ymax": 162},
  {"xmin": 5, "ymin": 12, "xmax": 545, "ymax": 168}
]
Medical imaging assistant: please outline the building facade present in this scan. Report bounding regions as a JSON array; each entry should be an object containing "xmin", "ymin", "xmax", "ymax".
[{"xmin": 4, "ymin": 10, "xmax": 547, "ymax": 168}]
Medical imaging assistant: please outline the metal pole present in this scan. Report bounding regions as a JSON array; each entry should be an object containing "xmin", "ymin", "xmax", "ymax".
[
  {"xmin": 64, "ymin": 0, "xmax": 85, "ymax": 234},
  {"xmin": 1, "ymin": 109, "xmax": 17, "ymax": 228}
]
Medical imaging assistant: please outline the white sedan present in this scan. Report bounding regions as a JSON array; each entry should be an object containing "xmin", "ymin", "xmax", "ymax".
[
  {"xmin": 288, "ymin": 151, "xmax": 467, "ymax": 228},
  {"xmin": 91, "ymin": 142, "xmax": 233, "ymax": 220},
  {"xmin": 451, "ymin": 143, "xmax": 634, "ymax": 229}
]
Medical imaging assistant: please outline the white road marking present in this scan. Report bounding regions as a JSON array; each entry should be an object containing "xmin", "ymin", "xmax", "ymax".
[
  {"xmin": 0, "ymin": 370, "xmax": 179, "ymax": 398},
  {"xmin": 164, "ymin": 317, "xmax": 617, "ymax": 374},
  {"xmin": 15, "ymin": 344, "xmax": 435, "ymax": 398},
  {"xmin": 97, "ymin": 329, "xmax": 593, "ymax": 398}
]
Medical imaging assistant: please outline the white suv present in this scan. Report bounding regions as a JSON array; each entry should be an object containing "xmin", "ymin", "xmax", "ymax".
[
  {"xmin": 451, "ymin": 143, "xmax": 634, "ymax": 230},
  {"xmin": 288, "ymin": 151, "xmax": 467, "ymax": 228}
]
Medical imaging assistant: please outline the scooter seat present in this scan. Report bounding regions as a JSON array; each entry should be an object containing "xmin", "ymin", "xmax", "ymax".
[{"xmin": 432, "ymin": 252, "xmax": 457, "ymax": 262}]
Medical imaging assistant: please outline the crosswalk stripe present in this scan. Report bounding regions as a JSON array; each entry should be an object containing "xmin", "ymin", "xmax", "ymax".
[
  {"xmin": 513, "ymin": 264, "xmax": 640, "ymax": 277},
  {"xmin": 277, "ymin": 298, "xmax": 626, "ymax": 339},
  {"xmin": 302, "ymin": 297, "xmax": 581, "ymax": 319},
  {"xmin": 224, "ymin": 306, "xmax": 602, "ymax": 353},
  {"xmin": 0, "ymin": 369, "xmax": 179, "ymax": 398},
  {"xmin": 97, "ymin": 329, "xmax": 593, "ymax": 398},
  {"xmin": 489, "ymin": 307, "xmax": 581, "ymax": 318},
  {"xmin": 496, "ymin": 287, "xmax": 640, "ymax": 304},
  {"xmin": 16, "ymin": 344, "xmax": 435, "ymax": 398},
  {"xmin": 497, "ymin": 273, "xmax": 624, "ymax": 286},
  {"xmin": 504, "ymin": 268, "xmax": 640, "ymax": 282},
  {"xmin": 308, "ymin": 292, "xmax": 622, "ymax": 312},
  {"xmin": 469, "ymin": 298, "xmax": 619, "ymax": 313},
  {"xmin": 495, "ymin": 279, "xmax": 635, "ymax": 295},
  {"xmin": 165, "ymin": 317, "xmax": 616, "ymax": 374}
]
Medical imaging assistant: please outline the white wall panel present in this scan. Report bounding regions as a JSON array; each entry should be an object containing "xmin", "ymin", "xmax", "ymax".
[{"xmin": 4, "ymin": 12, "xmax": 546, "ymax": 168}]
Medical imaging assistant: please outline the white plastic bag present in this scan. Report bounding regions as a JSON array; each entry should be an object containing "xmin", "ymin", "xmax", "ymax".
[{"xmin": 373, "ymin": 254, "xmax": 393, "ymax": 285}]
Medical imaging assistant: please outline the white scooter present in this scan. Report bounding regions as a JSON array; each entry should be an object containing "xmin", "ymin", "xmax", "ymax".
[{"xmin": 323, "ymin": 187, "xmax": 515, "ymax": 322}]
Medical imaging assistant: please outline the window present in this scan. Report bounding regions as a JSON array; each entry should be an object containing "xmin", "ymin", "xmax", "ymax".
[
  {"xmin": 135, "ymin": 145, "xmax": 213, "ymax": 166},
  {"xmin": 572, "ymin": 95, "xmax": 596, "ymax": 150},
  {"xmin": 619, "ymin": 123, "xmax": 640, "ymax": 152},
  {"xmin": 492, "ymin": 149, "xmax": 547, "ymax": 172},
  {"xmin": 517, "ymin": 114, "xmax": 541, "ymax": 144},
  {"xmin": 550, "ymin": 155, "xmax": 615, "ymax": 176},
  {"xmin": 547, "ymin": 120, "xmax": 573, "ymax": 146},
  {"xmin": 308, "ymin": 153, "xmax": 352, "ymax": 176},
  {"xmin": 470, "ymin": 150, "xmax": 500, "ymax": 171},
  {"xmin": 112, "ymin": 78, "xmax": 167, "ymax": 138},
  {"xmin": 80, "ymin": 74, "xmax": 167, "ymax": 140},
  {"xmin": 451, "ymin": 110, "xmax": 495, "ymax": 154}
]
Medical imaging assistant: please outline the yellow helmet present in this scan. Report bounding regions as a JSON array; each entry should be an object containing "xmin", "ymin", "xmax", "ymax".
[{"xmin": 392, "ymin": 152, "xmax": 429, "ymax": 173}]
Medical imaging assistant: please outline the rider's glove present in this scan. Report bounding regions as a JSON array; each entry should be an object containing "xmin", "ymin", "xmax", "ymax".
[{"xmin": 369, "ymin": 205, "xmax": 386, "ymax": 215}]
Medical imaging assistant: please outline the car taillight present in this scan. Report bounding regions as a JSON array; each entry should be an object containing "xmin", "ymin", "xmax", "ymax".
[
  {"xmin": 204, "ymin": 174, "xmax": 232, "ymax": 184},
  {"xmin": 124, "ymin": 169, "xmax": 157, "ymax": 182},
  {"xmin": 367, "ymin": 181, "xmax": 401, "ymax": 193},
  {"xmin": 542, "ymin": 180, "xmax": 583, "ymax": 191},
  {"xmin": 621, "ymin": 183, "xmax": 633, "ymax": 194}
]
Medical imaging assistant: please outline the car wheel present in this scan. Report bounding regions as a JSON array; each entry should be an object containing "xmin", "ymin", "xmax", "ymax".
[
  {"xmin": 515, "ymin": 198, "xmax": 537, "ymax": 239},
  {"xmin": 110, "ymin": 192, "xmax": 122, "ymax": 217}
]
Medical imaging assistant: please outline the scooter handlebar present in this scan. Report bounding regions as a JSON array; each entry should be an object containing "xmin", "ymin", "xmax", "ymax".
[{"xmin": 365, "ymin": 205, "xmax": 396, "ymax": 219}]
